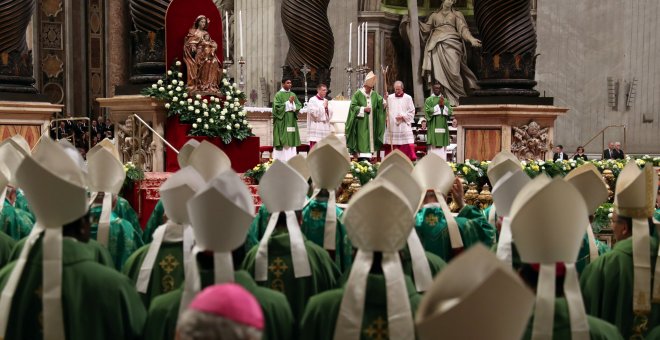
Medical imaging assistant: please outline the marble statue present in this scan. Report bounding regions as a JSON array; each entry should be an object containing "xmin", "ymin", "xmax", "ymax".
[
  {"xmin": 419, "ymin": 0, "xmax": 481, "ymax": 104},
  {"xmin": 184, "ymin": 15, "xmax": 222, "ymax": 95}
]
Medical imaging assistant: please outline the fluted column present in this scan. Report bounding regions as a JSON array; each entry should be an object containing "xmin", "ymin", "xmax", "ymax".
[
  {"xmin": 281, "ymin": 0, "xmax": 334, "ymax": 98},
  {"xmin": 473, "ymin": 0, "xmax": 539, "ymax": 97},
  {"xmin": 0, "ymin": 0, "xmax": 37, "ymax": 93}
]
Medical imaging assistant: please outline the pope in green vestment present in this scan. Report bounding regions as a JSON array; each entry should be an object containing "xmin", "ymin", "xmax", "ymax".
[
  {"xmin": 300, "ymin": 274, "xmax": 421, "ymax": 340},
  {"xmin": 143, "ymin": 199, "xmax": 165, "ymax": 243},
  {"xmin": 114, "ymin": 196, "xmax": 142, "ymax": 238},
  {"xmin": 1, "ymin": 199, "xmax": 33, "ymax": 240},
  {"xmin": 346, "ymin": 87, "xmax": 386, "ymax": 155},
  {"xmin": 414, "ymin": 204, "xmax": 496, "ymax": 262},
  {"xmin": 580, "ymin": 236, "xmax": 660, "ymax": 339},
  {"xmin": 522, "ymin": 297, "xmax": 623, "ymax": 340},
  {"xmin": 0, "ymin": 237, "xmax": 146, "ymax": 339},
  {"xmin": 242, "ymin": 230, "xmax": 341, "ymax": 321},
  {"xmin": 10, "ymin": 236, "xmax": 114, "ymax": 268},
  {"xmin": 272, "ymin": 81, "xmax": 302, "ymax": 151},
  {"xmin": 122, "ymin": 241, "xmax": 185, "ymax": 307},
  {"xmin": 424, "ymin": 87, "xmax": 453, "ymax": 147},
  {"xmin": 302, "ymin": 199, "xmax": 353, "ymax": 272},
  {"xmin": 143, "ymin": 265, "xmax": 294, "ymax": 340},
  {"xmin": 90, "ymin": 205, "xmax": 143, "ymax": 269}
]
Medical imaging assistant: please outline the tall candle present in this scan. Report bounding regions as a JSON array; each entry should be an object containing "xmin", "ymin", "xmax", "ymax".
[
  {"xmin": 357, "ymin": 24, "xmax": 361, "ymax": 65},
  {"xmin": 348, "ymin": 22, "xmax": 352, "ymax": 64},
  {"xmin": 225, "ymin": 11, "xmax": 229, "ymax": 59},
  {"xmin": 239, "ymin": 10, "xmax": 244, "ymax": 57},
  {"xmin": 364, "ymin": 22, "xmax": 368, "ymax": 66}
]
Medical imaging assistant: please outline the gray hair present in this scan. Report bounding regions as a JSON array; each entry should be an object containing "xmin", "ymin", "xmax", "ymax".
[
  {"xmin": 394, "ymin": 80, "xmax": 404, "ymax": 89},
  {"xmin": 615, "ymin": 141, "xmax": 621, "ymax": 146},
  {"xmin": 177, "ymin": 309, "xmax": 263, "ymax": 340}
]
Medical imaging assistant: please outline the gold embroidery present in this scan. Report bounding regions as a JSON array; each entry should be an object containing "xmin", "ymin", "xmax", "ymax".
[
  {"xmin": 159, "ymin": 254, "xmax": 180, "ymax": 293},
  {"xmin": 425, "ymin": 214, "xmax": 439, "ymax": 225},
  {"xmin": 363, "ymin": 316, "xmax": 388, "ymax": 340},
  {"xmin": 632, "ymin": 312, "xmax": 649, "ymax": 340},
  {"xmin": 310, "ymin": 209, "xmax": 324, "ymax": 221},
  {"xmin": 268, "ymin": 257, "xmax": 288, "ymax": 292}
]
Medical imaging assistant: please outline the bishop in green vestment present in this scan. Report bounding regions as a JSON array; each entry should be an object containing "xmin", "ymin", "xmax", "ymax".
[
  {"xmin": 301, "ymin": 273, "xmax": 421, "ymax": 340},
  {"xmin": 142, "ymin": 199, "xmax": 165, "ymax": 243},
  {"xmin": 246, "ymin": 204, "xmax": 270, "ymax": 252},
  {"xmin": 142, "ymin": 253, "xmax": 294, "ymax": 340},
  {"xmin": 576, "ymin": 233, "xmax": 610, "ymax": 274},
  {"xmin": 580, "ymin": 220, "xmax": 660, "ymax": 339},
  {"xmin": 1, "ymin": 199, "xmax": 33, "ymax": 240},
  {"xmin": 0, "ymin": 229, "xmax": 146, "ymax": 339},
  {"xmin": 122, "ymin": 240, "xmax": 185, "ymax": 307},
  {"xmin": 424, "ymin": 82, "xmax": 453, "ymax": 148},
  {"xmin": 13, "ymin": 189, "xmax": 34, "ymax": 222},
  {"xmin": 345, "ymin": 73, "xmax": 386, "ymax": 157},
  {"xmin": 415, "ymin": 203, "xmax": 496, "ymax": 262},
  {"xmin": 272, "ymin": 78, "xmax": 302, "ymax": 160},
  {"xmin": 242, "ymin": 229, "xmax": 341, "ymax": 321},
  {"xmin": 302, "ymin": 198, "xmax": 353, "ymax": 272},
  {"xmin": 114, "ymin": 196, "xmax": 142, "ymax": 238},
  {"xmin": 10, "ymin": 236, "xmax": 114, "ymax": 268},
  {"xmin": 90, "ymin": 205, "xmax": 143, "ymax": 269}
]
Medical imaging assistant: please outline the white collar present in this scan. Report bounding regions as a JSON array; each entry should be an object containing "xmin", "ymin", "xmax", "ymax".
[
  {"xmin": 279, "ymin": 87, "xmax": 290, "ymax": 93},
  {"xmin": 361, "ymin": 88, "xmax": 371, "ymax": 97}
]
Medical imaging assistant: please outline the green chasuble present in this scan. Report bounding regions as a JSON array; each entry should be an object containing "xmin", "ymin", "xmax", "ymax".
[
  {"xmin": 242, "ymin": 231, "xmax": 341, "ymax": 320},
  {"xmin": 122, "ymin": 241, "xmax": 185, "ymax": 307},
  {"xmin": 246, "ymin": 204, "xmax": 271, "ymax": 252},
  {"xmin": 644, "ymin": 325, "xmax": 660, "ymax": 340},
  {"xmin": 414, "ymin": 204, "xmax": 497, "ymax": 262},
  {"xmin": 10, "ymin": 236, "xmax": 114, "ymax": 268},
  {"xmin": 14, "ymin": 190, "xmax": 35, "ymax": 222},
  {"xmin": 580, "ymin": 236, "xmax": 660, "ymax": 339},
  {"xmin": 1, "ymin": 200, "xmax": 33, "ymax": 240},
  {"xmin": 114, "ymin": 196, "xmax": 142, "ymax": 238},
  {"xmin": 272, "ymin": 90, "xmax": 302, "ymax": 150},
  {"xmin": 302, "ymin": 199, "xmax": 353, "ymax": 272},
  {"xmin": 90, "ymin": 206, "xmax": 144, "ymax": 270},
  {"xmin": 300, "ymin": 274, "xmax": 421, "ymax": 340},
  {"xmin": 0, "ymin": 237, "xmax": 146, "ymax": 339},
  {"xmin": 655, "ymin": 209, "xmax": 660, "ymax": 224},
  {"xmin": 0, "ymin": 231, "xmax": 15, "ymax": 268},
  {"xmin": 142, "ymin": 200, "xmax": 165, "ymax": 244},
  {"xmin": 143, "ymin": 269, "xmax": 294, "ymax": 340},
  {"xmin": 522, "ymin": 298, "xmax": 623, "ymax": 340},
  {"xmin": 576, "ymin": 233, "xmax": 610, "ymax": 274},
  {"xmin": 346, "ymin": 89, "xmax": 386, "ymax": 154},
  {"xmin": 424, "ymin": 95, "xmax": 453, "ymax": 147}
]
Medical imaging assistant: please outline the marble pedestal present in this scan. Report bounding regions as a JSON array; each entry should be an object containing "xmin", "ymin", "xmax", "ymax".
[
  {"xmin": 0, "ymin": 101, "xmax": 63, "ymax": 147},
  {"xmin": 453, "ymin": 104, "xmax": 568, "ymax": 162},
  {"xmin": 97, "ymin": 95, "xmax": 167, "ymax": 171}
]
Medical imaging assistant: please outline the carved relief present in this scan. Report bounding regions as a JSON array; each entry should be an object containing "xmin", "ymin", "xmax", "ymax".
[
  {"xmin": 117, "ymin": 115, "xmax": 156, "ymax": 171},
  {"xmin": 42, "ymin": 54, "xmax": 64, "ymax": 78},
  {"xmin": 510, "ymin": 120, "xmax": 549, "ymax": 160}
]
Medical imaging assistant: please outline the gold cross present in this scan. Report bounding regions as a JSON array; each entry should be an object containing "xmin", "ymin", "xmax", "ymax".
[
  {"xmin": 425, "ymin": 214, "xmax": 439, "ymax": 225},
  {"xmin": 310, "ymin": 209, "xmax": 324, "ymax": 221},
  {"xmin": 268, "ymin": 257, "xmax": 289, "ymax": 277},
  {"xmin": 159, "ymin": 254, "xmax": 180, "ymax": 274},
  {"xmin": 364, "ymin": 316, "xmax": 388, "ymax": 340}
]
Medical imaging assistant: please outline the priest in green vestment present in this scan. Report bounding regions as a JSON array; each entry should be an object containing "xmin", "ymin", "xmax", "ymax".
[
  {"xmin": 272, "ymin": 77, "xmax": 302, "ymax": 161},
  {"xmin": 242, "ymin": 161, "xmax": 340, "ymax": 321},
  {"xmin": 143, "ymin": 168, "xmax": 294, "ymax": 340},
  {"xmin": 416, "ymin": 245, "xmax": 536, "ymax": 340},
  {"xmin": 509, "ymin": 176, "xmax": 622, "ymax": 339},
  {"xmin": 0, "ymin": 137, "xmax": 146, "ymax": 340},
  {"xmin": 424, "ymin": 82, "xmax": 453, "ymax": 159},
  {"xmin": 301, "ymin": 180, "xmax": 421, "ymax": 339},
  {"xmin": 346, "ymin": 71, "xmax": 386, "ymax": 159},
  {"xmin": 580, "ymin": 163, "xmax": 660, "ymax": 339},
  {"xmin": 413, "ymin": 154, "xmax": 496, "ymax": 262},
  {"xmin": 122, "ymin": 166, "xmax": 205, "ymax": 307}
]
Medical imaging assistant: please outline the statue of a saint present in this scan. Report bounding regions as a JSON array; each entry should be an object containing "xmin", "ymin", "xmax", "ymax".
[
  {"xmin": 184, "ymin": 15, "xmax": 222, "ymax": 95},
  {"xmin": 419, "ymin": 0, "xmax": 481, "ymax": 104}
]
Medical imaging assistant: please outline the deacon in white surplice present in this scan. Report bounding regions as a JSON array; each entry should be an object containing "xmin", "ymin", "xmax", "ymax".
[
  {"xmin": 384, "ymin": 81, "xmax": 417, "ymax": 161},
  {"xmin": 306, "ymin": 84, "xmax": 333, "ymax": 148}
]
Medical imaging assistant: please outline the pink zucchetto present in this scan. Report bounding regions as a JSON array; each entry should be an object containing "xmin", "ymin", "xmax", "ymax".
[{"xmin": 188, "ymin": 283, "xmax": 264, "ymax": 330}]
